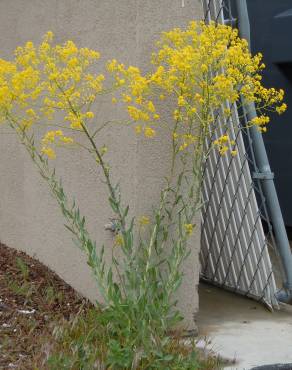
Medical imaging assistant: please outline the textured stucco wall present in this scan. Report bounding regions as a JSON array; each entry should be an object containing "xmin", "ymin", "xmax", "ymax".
[{"xmin": 0, "ymin": 0, "xmax": 202, "ymax": 329}]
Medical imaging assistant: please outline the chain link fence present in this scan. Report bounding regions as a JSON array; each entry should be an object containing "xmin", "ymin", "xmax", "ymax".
[{"xmin": 200, "ymin": 0, "xmax": 280, "ymax": 309}]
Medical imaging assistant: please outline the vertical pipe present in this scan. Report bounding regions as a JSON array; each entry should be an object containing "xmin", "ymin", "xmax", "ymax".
[{"xmin": 235, "ymin": 0, "xmax": 292, "ymax": 300}]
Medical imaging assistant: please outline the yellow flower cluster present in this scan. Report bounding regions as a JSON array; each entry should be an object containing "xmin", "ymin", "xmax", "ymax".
[
  {"xmin": 0, "ymin": 32, "xmax": 104, "ymax": 158},
  {"xmin": 41, "ymin": 129, "xmax": 74, "ymax": 159},
  {"xmin": 108, "ymin": 20, "xmax": 286, "ymax": 155},
  {"xmin": 64, "ymin": 110, "xmax": 95, "ymax": 130},
  {"xmin": 107, "ymin": 61, "xmax": 159, "ymax": 138},
  {"xmin": 0, "ymin": 24, "xmax": 287, "ymax": 161},
  {"xmin": 276, "ymin": 102, "xmax": 287, "ymax": 114},
  {"xmin": 250, "ymin": 115, "xmax": 270, "ymax": 133},
  {"xmin": 214, "ymin": 134, "xmax": 237, "ymax": 156}
]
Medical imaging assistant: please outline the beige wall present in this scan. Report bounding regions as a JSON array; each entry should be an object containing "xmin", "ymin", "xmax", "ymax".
[{"xmin": 0, "ymin": 0, "xmax": 202, "ymax": 329}]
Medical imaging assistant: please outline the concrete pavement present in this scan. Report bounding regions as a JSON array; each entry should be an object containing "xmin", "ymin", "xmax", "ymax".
[{"xmin": 197, "ymin": 283, "xmax": 292, "ymax": 369}]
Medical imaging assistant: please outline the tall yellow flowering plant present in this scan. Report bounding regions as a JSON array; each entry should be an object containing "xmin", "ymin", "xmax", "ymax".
[{"xmin": 0, "ymin": 22, "xmax": 286, "ymax": 368}]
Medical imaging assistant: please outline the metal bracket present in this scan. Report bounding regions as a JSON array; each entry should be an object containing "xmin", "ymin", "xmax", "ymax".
[
  {"xmin": 276, "ymin": 287, "xmax": 292, "ymax": 304},
  {"xmin": 252, "ymin": 171, "xmax": 274, "ymax": 180}
]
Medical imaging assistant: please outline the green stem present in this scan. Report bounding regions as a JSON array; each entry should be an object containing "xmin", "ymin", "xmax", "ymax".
[{"xmin": 56, "ymin": 81, "xmax": 127, "ymax": 233}]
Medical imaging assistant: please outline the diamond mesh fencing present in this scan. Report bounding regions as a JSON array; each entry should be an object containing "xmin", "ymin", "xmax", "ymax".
[{"xmin": 200, "ymin": 0, "xmax": 280, "ymax": 309}]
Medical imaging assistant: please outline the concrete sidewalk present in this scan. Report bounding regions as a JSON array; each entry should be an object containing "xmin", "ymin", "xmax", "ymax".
[{"xmin": 197, "ymin": 283, "xmax": 292, "ymax": 369}]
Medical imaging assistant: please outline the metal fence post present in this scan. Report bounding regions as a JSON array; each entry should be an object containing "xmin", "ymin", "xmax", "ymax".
[{"xmin": 235, "ymin": 0, "xmax": 292, "ymax": 301}]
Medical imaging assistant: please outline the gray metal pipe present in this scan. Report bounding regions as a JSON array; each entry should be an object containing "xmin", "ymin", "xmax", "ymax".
[{"xmin": 235, "ymin": 0, "xmax": 292, "ymax": 301}]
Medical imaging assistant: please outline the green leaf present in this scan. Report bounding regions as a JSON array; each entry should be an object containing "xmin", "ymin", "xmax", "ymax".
[{"xmin": 109, "ymin": 197, "xmax": 118, "ymax": 213}]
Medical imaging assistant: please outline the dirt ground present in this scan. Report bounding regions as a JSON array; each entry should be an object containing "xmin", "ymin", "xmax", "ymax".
[{"xmin": 0, "ymin": 243, "xmax": 92, "ymax": 369}]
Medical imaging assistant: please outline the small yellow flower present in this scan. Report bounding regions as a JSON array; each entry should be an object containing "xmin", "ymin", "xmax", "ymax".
[
  {"xmin": 114, "ymin": 234, "xmax": 124, "ymax": 247},
  {"xmin": 107, "ymin": 59, "xmax": 118, "ymax": 72},
  {"xmin": 101, "ymin": 145, "xmax": 108, "ymax": 154},
  {"xmin": 112, "ymin": 97, "xmax": 117, "ymax": 104},
  {"xmin": 173, "ymin": 109, "xmax": 180, "ymax": 120},
  {"xmin": 184, "ymin": 223, "xmax": 193, "ymax": 235},
  {"xmin": 147, "ymin": 101, "xmax": 156, "ymax": 112},
  {"xmin": 41, "ymin": 147, "xmax": 56, "ymax": 159},
  {"xmin": 201, "ymin": 64, "xmax": 208, "ymax": 73},
  {"xmin": 276, "ymin": 103, "xmax": 287, "ymax": 114},
  {"xmin": 136, "ymin": 96, "xmax": 143, "ymax": 105},
  {"xmin": 144, "ymin": 126, "xmax": 155, "ymax": 138},
  {"xmin": 139, "ymin": 216, "xmax": 150, "ymax": 226},
  {"xmin": 42, "ymin": 130, "xmax": 63, "ymax": 144},
  {"xmin": 177, "ymin": 96, "xmax": 185, "ymax": 107},
  {"xmin": 85, "ymin": 111, "xmax": 94, "ymax": 119},
  {"xmin": 179, "ymin": 142, "xmax": 188, "ymax": 151},
  {"xmin": 88, "ymin": 95, "xmax": 96, "ymax": 103},
  {"xmin": 122, "ymin": 94, "xmax": 132, "ymax": 103},
  {"xmin": 61, "ymin": 136, "xmax": 74, "ymax": 144},
  {"xmin": 70, "ymin": 120, "xmax": 82, "ymax": 129},
  {"xmin": 117, "ymin": 78, "xmax": 125, "ymax": 86},
  {"xmin": 45, "ymin": 31, "xmax": 54, "ymax": 42},
  {"xmin": 219, "ymin": 146, "xmax": 228, "ymax": 156},
  {"xmin": 135, "ymin": 125, "xmax": 142, "ymax": 134},
  {"xmin": 25, "ymin": 108, "xmax": 37, "ymax": 117}
]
